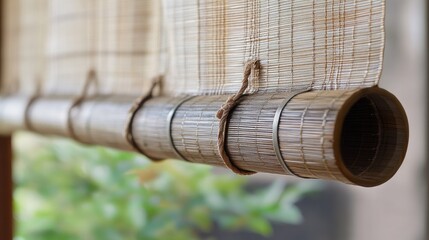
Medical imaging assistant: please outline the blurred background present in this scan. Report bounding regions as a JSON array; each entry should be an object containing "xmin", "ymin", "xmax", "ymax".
[{"xmin": 12, "ymin": 0, "xmax": 427, "ymax": 240}]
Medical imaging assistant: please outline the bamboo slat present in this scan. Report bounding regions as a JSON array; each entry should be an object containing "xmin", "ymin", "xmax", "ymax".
[
  {"xmin": 2, "ymin": 0, "xmax": 385, "ymax": 96},
  {"xmin": 44, "ymin": 0, "xmax": 164, "ymax": 96},
  {"xmin": 1, "ymin": 0, "xmax": 164, "ymax": 97},
  {"xmin": 1, "ymin": 0, "xmax": 48, "ymax": 95},
  {"xmin": 163, "ymin": 0, "xmax": 385, "ymax": 95}
]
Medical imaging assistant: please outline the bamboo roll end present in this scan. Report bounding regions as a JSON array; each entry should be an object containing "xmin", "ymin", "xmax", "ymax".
[{"xmin": 334, "ymin": 87, "xmax": 409, "ymax": 187}]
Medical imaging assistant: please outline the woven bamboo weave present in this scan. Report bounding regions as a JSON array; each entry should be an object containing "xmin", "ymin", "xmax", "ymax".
[
  {"xmin": 2, "ymin": 0, "xmax": 384, "ymax": 96},
  {"xmin": 0, "ymin": 0, "xmax": 409, "ymax": 187},
  {"xmin": 1, "ymin": 0, "xmax": 163, "ymax": 96},
  {"xmin": 163, "ymin": 0, "xmax": 385, "ymax": 95}
]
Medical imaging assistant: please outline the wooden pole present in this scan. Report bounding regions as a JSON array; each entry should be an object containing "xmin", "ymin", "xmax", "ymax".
[
  {"xmin": 0, "ymin": 136, "xmax": 13, "ymax": 240},
  {"xmin": 0, "ymin": 0, "xmax": 13, "ymax": 239}
]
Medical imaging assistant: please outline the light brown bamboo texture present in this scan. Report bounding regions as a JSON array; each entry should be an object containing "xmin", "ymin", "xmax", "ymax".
[
  {"xmin": 163, "ymin": 0, "xmax": 384, "ymax": 95},
  {"xmin": 0, "ymin": 95, "xmax": 31, "ymax": 133},
  {"xmin": 44, "ymin": 0, "xmax": 164, "ymax": 96},
  {"xmin": 2, "ymin": 0, "xmax": 384, "ymax": 97},
  {"xmin": 0, "ymin": 0, "xmax": 410, "ymax": 187},
  {"xmin": 1, "ymin": 0, "xmax": 48, "ymax": 95},
  {"xmin": 1, "ymin": 0, "xmax": 164, "ymax": 97},
  {"xmin": 2, "ymin": 88, "xmax": 407, "ymax": 187}
]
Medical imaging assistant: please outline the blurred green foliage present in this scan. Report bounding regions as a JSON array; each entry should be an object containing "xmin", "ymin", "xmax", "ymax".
[{"xmin": 13, "ymin": 133, "xmax": 320, "ymax": 240}]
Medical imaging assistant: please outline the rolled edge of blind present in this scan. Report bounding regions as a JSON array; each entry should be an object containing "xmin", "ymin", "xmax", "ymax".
[
  {"xmin": 332, "ymin": 88, "xmax": 409, "ymax": 187},
  {"xmin": 0, "ymin": 95, "xmax": 32, "ymax": 133},
  {"xmin": 0, "ymin": 87, "xmax": 409, "ymax": 187}
]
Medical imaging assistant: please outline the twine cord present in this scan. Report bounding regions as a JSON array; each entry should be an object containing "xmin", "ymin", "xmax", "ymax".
[
  {"xmin": 24, "ymin": 77, "xmax": 43, "ymax": 131},
  {"xmin": 216, "ymin": 60, "xmax": 260, "ymax": 175},
  {"xmin": 124, "ymin": 76, "xmax": 163, "ymax": 160},
  {"xmin": 67, "ymin": 70, "xmax": 98, "ymax": 141}
]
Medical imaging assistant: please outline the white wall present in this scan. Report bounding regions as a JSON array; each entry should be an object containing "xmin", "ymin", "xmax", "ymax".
[{"xmin": 350, "ymin": 1, "xmax": 427, "ymax": 239}]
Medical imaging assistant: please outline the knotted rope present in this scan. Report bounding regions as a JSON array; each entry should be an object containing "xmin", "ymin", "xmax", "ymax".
[
  {"xmin": 216, "ymin": 60, "xmax": 260, "ymax": 175},
  {"xmin": 124, "ymin": 76, "xmax": 163, "ymax": 159},
  {"xmin": 67, "ymin": 70, "xmax": 99, "ymax": 141},
  {"xmin": 24, "ymin": 77, "xmax": 43, "ymax": 131}
]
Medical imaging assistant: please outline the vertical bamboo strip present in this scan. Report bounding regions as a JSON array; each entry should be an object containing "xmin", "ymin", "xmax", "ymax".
[{"xmin": 162, "ymin": 0, "xmax": 385, "ymax": 95}]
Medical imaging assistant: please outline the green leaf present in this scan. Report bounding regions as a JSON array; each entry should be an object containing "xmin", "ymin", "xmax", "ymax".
[
  {"xmin": 248, "ymin": 218, "xmax": 273, "ymax": 236},
  {"xmin": 268, "ymin": 205, "xmax": 303, "ymax": 224},
  {"xmin": 13, "ymin": 133, "xmax": 315, "ymax": 240},
  {"xmin": 260, "ymin": 180, "xmax": 287, "ymax": 206}
]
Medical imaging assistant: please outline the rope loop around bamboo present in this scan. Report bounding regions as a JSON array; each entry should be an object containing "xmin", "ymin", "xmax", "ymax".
[
  {"xmin": 272, "ymin": 88, "xmax": 311, "ymax": 178},
  {"xmin": 67, "ymin": 69, "xmax": 99, "ymax": 141},
  {"xmin": 24, "ymin": 78, "xmax": 43, "ymax": 131},
  {"xmin": 124, "ymin": 76, "xmax": 163, "ymax": 160},
  {"xmin": 24, "ymin": 96, "xmax": 40, "ymax": 131},
  {"xmin": 216, "ymin": 60, "xmax": 261, "ymax": 175}
]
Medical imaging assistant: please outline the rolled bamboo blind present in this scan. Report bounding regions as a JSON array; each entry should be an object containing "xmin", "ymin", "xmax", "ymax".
[
  {"xmin": 163, "ymin": 0, "xmax": 384, "ymax": 95},
  {"xmin": 0, "ymin": 0, "xmax": 409, "ymax": 187}
]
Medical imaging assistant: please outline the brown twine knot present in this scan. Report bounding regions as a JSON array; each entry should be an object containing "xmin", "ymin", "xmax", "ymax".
[
  {"xmin": 216, "ymin": 60, "xmax": 261, "ymax": 175},
  {"xmin": 216, "ymin": 60, "xmax": 260, "ymax": 119},
  {"xmin": 124, "ymin": 76, "xmax": 163, "ymax": 160}
]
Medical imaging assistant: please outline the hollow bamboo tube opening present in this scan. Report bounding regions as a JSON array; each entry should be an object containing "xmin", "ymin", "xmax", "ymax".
[{"xmin": 334, "ymin": 88, "xmax": 409, "ymax": 187}]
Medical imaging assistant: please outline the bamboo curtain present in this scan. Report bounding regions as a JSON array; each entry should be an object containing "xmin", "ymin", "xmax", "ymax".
[{"xmin": 0, "ymin": 0, "xmax": 409, "ymax": 187}]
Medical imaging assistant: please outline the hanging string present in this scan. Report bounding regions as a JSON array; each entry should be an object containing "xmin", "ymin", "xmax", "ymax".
[
  {"xmin": 24, "ymin": 77, "xmax": 43, "ymax": 131},
  {"xmin": 124, "ymin": 76, "xmax": 163, "ymax": 160},
  {"xmin": 216, "ymin": 60, "xmax": 260, "ymax": 175},
  {"xmin": 67, "ymin": 69, "xmax": 99, "ymax": 141}
]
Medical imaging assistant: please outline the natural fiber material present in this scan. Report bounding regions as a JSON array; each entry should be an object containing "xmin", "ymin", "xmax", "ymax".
[
  {"xmin": 216, "ymin": 60, "xmax": 260, "ymax": 175},
  {"xmin": 67, "ymin": 70, "xmax": 99, "ymax": 141},
  {"xmin": 0, "ymin": 96, "xmax": 32, "ymax": 133},
  {"xmin": 1, "ymin": 0, "xmax": 48, "ymax": 95},
  {"xmin": 124, "ymin": 76, "xmax": 163, "ymax": 159},
  {"xmin": 163, "ymin": 0, "xmax": 385, "ymax": 95},
  {"xmin": 0, "ymin": 0, "xmax": 410, "ymax": 187},
  {"xmin": 2, "ymin": 0, "xmax": 164, "ymax": 96},
  {"xmin": 2, "ymin": 0, "xmax": 384, "ymax": 96},
  {"xmin": 0, "ymin": 88, "xmax": 408, "ymax": 186}
]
